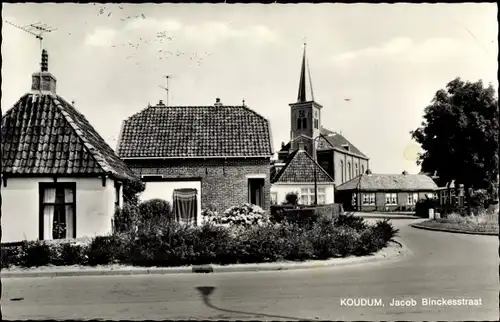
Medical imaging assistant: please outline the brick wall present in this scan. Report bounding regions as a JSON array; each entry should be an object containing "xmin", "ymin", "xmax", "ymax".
[{"xmin": 125, "ymin": 158, "xmax": 271, "ymax": 212}]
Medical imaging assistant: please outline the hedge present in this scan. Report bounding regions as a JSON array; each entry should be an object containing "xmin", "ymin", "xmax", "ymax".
[{"xmin": 1, "ymin": 213, "xmax": 399, "ymax": 269}]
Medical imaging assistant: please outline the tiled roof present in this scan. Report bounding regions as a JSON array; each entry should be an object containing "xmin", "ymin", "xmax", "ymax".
[
  {"xmin": 1, "ymin": 92, "xmax": 137, "ymax": 180},
  {"xmin": 317, "ymin": 128, "xmax": 368, "ymax": 158},
  {"xmin": 336, "ymin": 174, "xmax": 438, "ymax": 191},
  {"xmin": 271, "ymin": 149, "xmax": 334, "ymax": 183},
  {"xmin": 117, "ymin": 105, "xmax": 273, "ymax": 158},
  {"xmin": 277, "ymin": 128, "xmax": 368, "ymax": 159}
]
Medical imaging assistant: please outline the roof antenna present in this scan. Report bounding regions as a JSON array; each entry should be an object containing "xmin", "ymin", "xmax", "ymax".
[
  {"xmin": 5, "ymin": 20, "xmax": 58, "ymax": 70},
  {"xmin": 159, "ymin": 75, "xmax": 172, "ymax": 107}
]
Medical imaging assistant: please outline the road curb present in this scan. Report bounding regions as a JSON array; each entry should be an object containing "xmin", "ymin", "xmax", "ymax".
[
  {"xmin": 1, "ymin": 242, "xmax": 411, "ymax": 279},
  {"xmin": 410, "ymin": 223, "xmax": 498, "ymax": 236}
]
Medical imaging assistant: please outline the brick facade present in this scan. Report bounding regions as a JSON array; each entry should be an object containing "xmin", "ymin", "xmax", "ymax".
[
  {"xmin": 125, "ymin": 158, "xmax": 271, "ymax": 213},
  {"xmin": 338, "ymin": 190, "xmax": 436, "ymax": 212}
]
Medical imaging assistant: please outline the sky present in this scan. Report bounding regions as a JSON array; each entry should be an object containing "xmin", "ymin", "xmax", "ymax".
[{"xmin": 2, "ymin": 3, "xmax": 498, "ymax": 175}]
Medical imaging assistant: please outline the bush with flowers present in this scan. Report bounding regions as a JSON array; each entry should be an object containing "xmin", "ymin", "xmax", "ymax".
[{"xmin": 202, "ymin": 203, "xmax": 270, "ymax": 228}]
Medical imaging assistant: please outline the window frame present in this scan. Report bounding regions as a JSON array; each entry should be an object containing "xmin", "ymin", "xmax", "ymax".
[
  {"xmin": 385, "ymin": 192, "xmax": 398, "ymax": 205},
  {"xmin": 362, "ymin": 192, "xmax": 376, "ymax": 205},
  {"xmin": 39, "ymin": 182, "xmax": 77, "ymax": 240}
]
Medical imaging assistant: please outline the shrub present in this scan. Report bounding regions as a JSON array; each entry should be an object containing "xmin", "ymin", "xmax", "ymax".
[
  {"xmin": 52, "ymin": 243, "xmax": 87, "ymax": 266},
  {"xmin": 137, "ymin": 199, "xmax": 173, "ymax": 232},
  {"xmin": 276, "ymin": 208, "xmax": 318, "ymax": 228},
  {"xmin": 113, "ymin": 203, "xmax": 140, "ymax": 234},
  {"xmin": 415, "ymin": 198, "xmax": 439, "ymax": 217},
  {"xmin": 19, "ymin": 240, "xmax": 53, "ymax": 267},
  {"xmin": 333, "ymin": 212, "xmax": 368, "ymax": 232},
  {"xmin": 371, "ymin": 219, "xmax": 400, "ymax": 244},
  {"xmin": 85, "ymin": 236, "xmax": 121, "ymax": 266},
  {"xmin": 206, "ymin": 203, "xmax": 270, "ymax": 227},
  {"xmin": 1, "ymin": 245, "xmax": 23, "ymax": 268},
  {"xmin": 122, "ymin": 178, "xmax": 146, "ymax": 206},
  {"xmin": 283, "ymin": 192, "xmax": 299, "ymax": 206},
  {"xmin": 234, "ymin": 224, "xmax": 288, "ymax": 263}
]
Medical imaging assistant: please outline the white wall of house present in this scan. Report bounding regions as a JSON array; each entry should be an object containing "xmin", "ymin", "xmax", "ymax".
[
  {"xmin": 271, "ymin": 183, "xmax": 335, "ymax": 205},
  {"xmin": 2, "ymin": 177, "xmax": 118, "ymax": 243},
  {"xmin": 140, "ymin": 181, "xmax": 202, "ymax": 225}
]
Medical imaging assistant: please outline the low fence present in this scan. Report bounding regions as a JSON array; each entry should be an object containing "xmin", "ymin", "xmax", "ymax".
[{"xmin": 270, "ymin": 203, "xmax": 344, "ymax": 224}]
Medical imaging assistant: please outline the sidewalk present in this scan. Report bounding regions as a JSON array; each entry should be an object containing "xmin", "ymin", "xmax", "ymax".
[{"xmin": 1, "ymin": 241, "xmax": 412, "ymax": 278}]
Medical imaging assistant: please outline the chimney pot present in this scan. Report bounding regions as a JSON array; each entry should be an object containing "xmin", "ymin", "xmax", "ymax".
[{"xmin": 214, "ymin": 97, "xmax": 223, "ymax": 107}]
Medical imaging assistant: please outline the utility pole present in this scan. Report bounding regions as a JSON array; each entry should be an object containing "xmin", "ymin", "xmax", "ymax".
[{"xmin": 158, "ymin": 75, "xmax": 172, "ymax": 107}]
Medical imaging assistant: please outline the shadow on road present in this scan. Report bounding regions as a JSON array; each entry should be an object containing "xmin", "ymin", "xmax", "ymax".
[{"xmin": 196, "ymin": 286, "xmax": 317, "ymax": 321}]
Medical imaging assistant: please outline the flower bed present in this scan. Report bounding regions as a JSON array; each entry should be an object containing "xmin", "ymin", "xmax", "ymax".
[
  {"xmin": 1, "ymin": 204, "xmax": 400, "ymax": 269},
  {"xmin": 415, "ymin": 213, "xmax": 499, "ymax": 234}
]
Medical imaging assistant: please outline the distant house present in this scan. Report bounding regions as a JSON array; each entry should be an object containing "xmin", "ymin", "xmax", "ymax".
[
  {"xmin": 117, "ymin": 98, "xmax": 273, "ymax": 224},
  {"xmin": 1, "ymin": 50, "xmax": 137, "ymax": 243},
  {"xmin": 273, "ymin": 44, "xmax": 369, "ymax": 187},
  {"xmin": 335, "ymin": 171, "xmax": 438, "ymax": 211},
  {"xmin": 271, "ymin": 141, "xmax": 335, "ymax": 205}
]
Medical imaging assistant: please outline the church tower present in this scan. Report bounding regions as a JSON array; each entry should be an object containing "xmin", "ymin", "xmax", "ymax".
[{"xmin": 289, "ymin": 43, "xmax": 323, "ymax": 156}]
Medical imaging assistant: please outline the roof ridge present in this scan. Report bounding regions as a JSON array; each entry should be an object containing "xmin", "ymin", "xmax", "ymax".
[
  {"xmin": 51, "ymin": 94, "xmax": 134, "ymax": 179},
  {"xmin": 50, "ymin": 94, "xmax": 112, "ymax": 176}
]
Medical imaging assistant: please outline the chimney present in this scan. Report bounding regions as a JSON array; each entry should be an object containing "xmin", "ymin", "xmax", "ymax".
[
  {"xmin": 31, "ymin": 49, "xmax": 57, "ymax": 93},
  {"xmin": 157, "ymin": 100, "xmax": 166, "ymax": 107},
  {"xmin": 365, "ymin": 169, "xmax": 372, "ymax": 175},
  {"xmin": 214, "ymin": 97, "xmax": 223, "ymax": 107},
  {"xmin": 402, "ymin": 170, "xmax": 409, "ymax": 175}
]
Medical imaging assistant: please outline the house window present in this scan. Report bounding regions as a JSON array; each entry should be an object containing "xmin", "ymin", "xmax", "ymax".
[
  {"xmin": 271, "ymin": 192, "xmax": 278, "ymax": 205},
  {"xmin": 314, "ymin": 118, "xmax": 319, "ymax": 129},
  {"xmin": 297, "ymin": 118, "xmax": 302, "ymax": 130},
  {"xmin": 39, "ymin": 183, "xmax": 76, "ymax": 240},
  {"xmin": 300, "ymin": 187, "xmax": 325, "ymax": 205},
  {"xmin": 302, "ymin": 118, "xmax": 307, "ymax": 129},
  {"xmin": 340, "ymin": 161, "xmax": 345, "ymax": 183},
  {"xmin": 355, "ymin": 164, "xmax": 358, "ymax": 177},
  {"xmin": 408, "ymin": 192, "xmax": 418, "ymax": 205},
  {"xmin": 115, "ymin": 182, "xmax": 122, "ymax": 208},
  {"xmin": 363, "ymin": 193, "xmax": 375, "ymax": 205},
  {"xmin": 362, "ymin": 165, "xmax": 365, "ymax": 175},
  {"xmin": 317, "ymin": 187, "xmax": 326, "ymax": 205},
  {"xmin": 347, "ymin": 162, "xmax": 351, "ymax": 181},
  {"xmin": 385, "ymin": 193, "xmax": 398, "ymax": 205},
  {"xmin": 248, "ymin": 178, "xmax": 265, "ymax": 207}
]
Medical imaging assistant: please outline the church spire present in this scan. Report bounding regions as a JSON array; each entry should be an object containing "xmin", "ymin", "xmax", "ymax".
[{"xmin": 297, "ymin": 42, "xmax": 315, "ymax": 103}]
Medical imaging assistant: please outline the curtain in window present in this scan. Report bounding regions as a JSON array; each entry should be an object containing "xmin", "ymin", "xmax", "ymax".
[
  {"xmin": 65, "ymin": 188, "xmax": 74, "ymax": 238},
  {"xmin": 43, "ymin": 188, "xmax": 56, "ymax": 240},
  {"xmin": 172, "ymin": 189, "xmax": 197, "ymax": 226}
]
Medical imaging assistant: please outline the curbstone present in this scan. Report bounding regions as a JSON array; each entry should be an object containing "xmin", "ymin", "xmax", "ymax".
[
  {"xmin": 1, "ymin": 242, "xmax": 410, "ymax": 279},
  {"xmin": 410, "ymin": 223, "xmax": 497, "ymax": 236}
]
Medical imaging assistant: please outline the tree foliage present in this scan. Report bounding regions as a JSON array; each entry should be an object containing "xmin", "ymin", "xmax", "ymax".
[
  {"xmin": 410, "ymin": 77, "xmax": 499, "ymax": 212},
  {"xmin": 122, "ymin": 178, "xmax": 146, "ymax": 206}
]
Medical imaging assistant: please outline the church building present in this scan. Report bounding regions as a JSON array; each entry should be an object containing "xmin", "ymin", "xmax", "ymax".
[{"xmin": 271, "ymin": 44, "xmax": 369, "ymax": 205}]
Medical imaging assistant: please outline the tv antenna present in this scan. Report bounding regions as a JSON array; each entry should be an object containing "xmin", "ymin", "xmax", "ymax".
[
  {"xmin": 5, "ymin": 20, "xmax": 57, "ymax": 71},
  {"xmin": 158, "ymin": 75, "xmax": 172, "ymax": 107},
  {"xmin": 5, "ymin": 20, "xmax": 57, "ymax": 52}
]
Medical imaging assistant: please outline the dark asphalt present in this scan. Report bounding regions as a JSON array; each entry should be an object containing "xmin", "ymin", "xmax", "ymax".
[{"xmin": 2, "ymin": 219, "xmax": 498, "ymax": 321}]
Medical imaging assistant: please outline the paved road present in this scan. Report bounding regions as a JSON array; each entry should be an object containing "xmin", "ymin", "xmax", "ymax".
[{"xmin": 2, "ymin": 219, "xmax": 498, "ymax": 321}]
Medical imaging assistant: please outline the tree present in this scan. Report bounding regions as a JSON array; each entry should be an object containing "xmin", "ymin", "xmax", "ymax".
[
  {"xmin": 122, "ymin": 178, "xmax": 146, "ymax": 206},
  {"xmin": 410, "ymin": 77, "xmax": 499, "ymax": 215}
]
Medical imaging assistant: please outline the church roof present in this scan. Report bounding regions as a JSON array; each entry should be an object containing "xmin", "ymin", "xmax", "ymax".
[
  {"xmin": 117, "ymin": 100, "xmax": 273, "ymax": 159},
  {"xmin": 336, "ymin": 173, "xmax": 438, "ymax": 191},
  {"xmin": 271, "ymin": 148, "xmax": 334, "ymax": 184},
  {"xmin": 2, "ymin": 51, "xmax": 137, "ymax": 180},
  {"xmin": 317, "ymin": 128, "xmax": 368, "ymax": 158},
  {"xmin": 278, "ymin": 128, "xmax": 368, "ymax": 160}
]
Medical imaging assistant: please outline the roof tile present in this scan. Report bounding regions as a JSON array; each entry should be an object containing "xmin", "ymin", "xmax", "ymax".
[
  {"xmin": 336, "ymin": 174, "xmax": 438, "ymax": 191},
  {"xmin": 117, "ymin": 105, "xmax": 273, "ymax": 158},
  {"xmin": 2, "ymin": 92, "xmax": 136, "ymax": 180},
  {"xmin": 272, "ymin": 149, "xmax": 334, "ymax": 183}
]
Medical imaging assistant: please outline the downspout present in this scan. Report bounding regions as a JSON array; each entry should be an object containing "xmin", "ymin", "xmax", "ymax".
[{"xmin": 356, "ymin": 174, "xmax": 362, "ymax": 211}]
